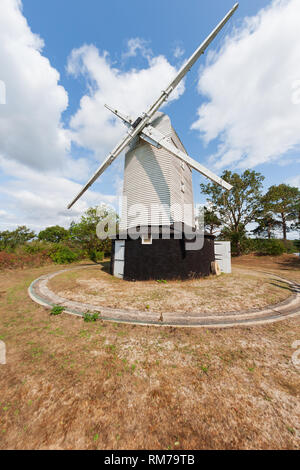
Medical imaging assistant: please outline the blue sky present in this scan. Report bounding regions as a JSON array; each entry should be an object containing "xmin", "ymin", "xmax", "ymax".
[{"xmin": 0, "ymin": 0, "xmax": 299, "ymax": 233}]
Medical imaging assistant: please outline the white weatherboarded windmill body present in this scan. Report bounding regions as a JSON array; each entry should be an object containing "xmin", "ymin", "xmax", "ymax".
[{"xmin": 68, "ymin": 4, "xmax": 239, "ymax": 280}]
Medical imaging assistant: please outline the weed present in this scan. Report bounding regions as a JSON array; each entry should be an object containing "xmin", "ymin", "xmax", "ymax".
[
  {"xmin": 287, "ymin": 426, "xmax": 295, "ymax": 435},
  {"xmin": 50, "ymin": 305, "xmax": 65, "ymax": 316},
  {"xmin": 83, "ymin": 311, "xmax": 100, "ymax": 323}
]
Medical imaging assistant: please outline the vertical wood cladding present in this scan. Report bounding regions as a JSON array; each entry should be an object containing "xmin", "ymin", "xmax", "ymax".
[{"xmin": 110, "ymin": 235, "xmax": 215, "ymax": 281}]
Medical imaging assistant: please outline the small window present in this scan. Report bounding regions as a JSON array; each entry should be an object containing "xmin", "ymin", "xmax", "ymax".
[{"xmin": 142, "ymin": 235, "xmax": 152, "ymax": 245}]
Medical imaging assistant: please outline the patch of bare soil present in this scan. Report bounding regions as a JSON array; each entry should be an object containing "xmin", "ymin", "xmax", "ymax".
[
  {"xmin": 0, "ymin": 256, "xmax": 299, "ymax": 450},
  {"xmin": 48, "ymin": 261, "xmax": 293, "ymax": 315}
]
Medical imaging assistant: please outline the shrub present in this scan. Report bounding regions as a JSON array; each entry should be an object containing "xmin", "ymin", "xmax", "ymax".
[
  {"xmin": 38, "ymin": 226, "xmax": 69, "ymax": 243},
  {"xmin": 50, "ymin": 246, "xmax": 79, "ymax": 264},
  {"xmin": 259, "ymin": 239, "xmax": 285, "ymax": 256},
  {"xmin": 83, "ymin": 311, "xmax": 100, "ymax": 322},
  {"xmin": 89, "ymin": 250, "xmax": 104, "ymax": 263},
  {"xmin": 283, "ymin": 240, "xmax": 298, "ymax": 254},
  {"xmin": 247, "ymin": 239, "xmax": 285, "ymax": 256},
  {"xmin": 22, "ymin": 240, "xmax": 53, "ymax": 254},
  {"xmin": 50, "ymin": 306, "xmax": 65, "ymax": 316},
  {"xmin": 0, "ymin": 250, "xmax": 51, "ymax": 270},
  {"xmin": 229, "ymin": 238, "xmax": 287, "ymax": 256}
]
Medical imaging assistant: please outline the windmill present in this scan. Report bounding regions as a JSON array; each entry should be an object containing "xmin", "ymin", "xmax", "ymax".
[{"xmin": 68, "ymin": 3, "xmax": 239, "ymax": 280}]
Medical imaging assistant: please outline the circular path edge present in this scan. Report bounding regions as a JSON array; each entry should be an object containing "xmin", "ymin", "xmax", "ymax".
[{"xmin": 28, "ymin": 266, "xmax": 300, "ymax": 329}]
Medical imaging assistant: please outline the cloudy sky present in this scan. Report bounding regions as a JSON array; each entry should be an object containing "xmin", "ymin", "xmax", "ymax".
[{"xmin": 0, "ymin": 0, "xmax": 299, "ymax": 233}]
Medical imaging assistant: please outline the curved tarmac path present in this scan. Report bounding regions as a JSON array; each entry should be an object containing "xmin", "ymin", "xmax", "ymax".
[{"xmin": 28, "ymin": 266, "xmax": 300, "ymax": 328}]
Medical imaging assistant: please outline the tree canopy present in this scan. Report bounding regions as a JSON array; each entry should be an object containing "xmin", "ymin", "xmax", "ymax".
[
  {"xmin": 263, "ymin": 184, "xmax": 300, "ymax": 240},
  {"xmin": 69, "ymin": 206, "xmax": 117, "ymax": 260},
  {"xmin": 0, "ymin": 226, "xmax": 35, "ymax": 251},
  {"xmin": 38, "ymin": 225, "xmax": 69, "ymax": 243},
  {"xmin": 201, "ymin": 170, "xmax": 265, "ymax": 254}
]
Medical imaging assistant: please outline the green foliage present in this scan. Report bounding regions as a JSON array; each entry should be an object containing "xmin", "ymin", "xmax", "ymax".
[
  {"xmin": 203, "ymin": 207, "xmax": 222, "ymax": 235},
  {"xmin": 22, "ymin": 240, "xmax": 53, "ymax": 254},
  {"xmin": 50, "ymin": 245, "xmax": 79, "ymax": 264},
  {"xmin": 201, "ymin": 170, "xmax": 265, "ymax": 255},
  {"xmin": 283, "ymin": 239, "xmax": 298, "ymax": 254},
  {"xmin": 256, "ymin": 239, "xmax": 285, "ymax": 256},
  {"xmin": 238, "ymin": 239, "xmax": 285, "ymax": 256},
  {"xmin": 50, "ymin": 306, "xmax": 65, "ymax": 316},
  {"xmin": 218, "ymin": 225, "xmax": 248, "ymax": 256},
  {"xmin": 83, "ymin": 311, "xmax": 100, "ymax": 322},
  {"xmin": 0, "ymin": 226, "xmax": 35, "ymax": 252},
  {"xmin": 252, "ymin": 209, "xmax": 281, "ymax": 240},
  {"xmin": 69, "ymin": 206, "xmax": 117, "ymax": 261},
  {"xmin": 38, "ymin": 225, "xmax": 69, "ymax": 243},
  {"xmin": 89, "ymin": 250, "xmax": 104, "ymax": 263},
  {"xmin": 263, "ymin": 184, "xmax": 300, "ymax": 240}
]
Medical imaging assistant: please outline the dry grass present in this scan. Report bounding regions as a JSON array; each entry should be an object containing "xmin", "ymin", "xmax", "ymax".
[
  {"xmin": 0, "ymin": 255, "xmax": 299, "ymax": 450},
  {"xmin": 48, "ymin": 260, "xmax": 293, "ymax": 315}
]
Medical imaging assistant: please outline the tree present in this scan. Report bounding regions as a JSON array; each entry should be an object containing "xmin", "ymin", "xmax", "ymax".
[
  {"xmin": 203, "ymin": 207, "xmax": 222, "ymax": 235},
  {"xmin": 0, "ymin": 226, "xmax": 35, "ymax": 251},
  {"xmin": 218, "ymin": 224, "xmax": 248, "ymax": 255},
  {"xmin": 252, "ymin": 209, "xmax": 281, "ymax": 239},
  {"xmin": 263, "ymin": 184, "xmax": 300, "ymax": 240},
  {"xmin": 69, "ymin": 206, "xmax": 117, "ymax": 261},
  {"xmin": 38, "ymin": 225, "xmax": 69, "ymax": 243},
  {"xmin": 290, "ymin": 197, "xmax": 300, "ymax": 233},
  {"xmin": 201, "ymin": 170, "xmax": 265, "ymax": 255}
]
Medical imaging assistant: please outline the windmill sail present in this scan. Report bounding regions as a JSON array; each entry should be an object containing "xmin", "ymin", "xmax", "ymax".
[
  {"xmin": 104, "ymin": 106, "xmax": 232, "ymax": 190},
  {"xmin": 145, "ymin": 3, "xmax": 239, "ymax": 120},
  {"xmin": 67, "ymin": 3, "xmax": 239, "ymax": 209},
  {"xmin": 141, "ymin": 125, "xmax": 233, "ymax": 191}
]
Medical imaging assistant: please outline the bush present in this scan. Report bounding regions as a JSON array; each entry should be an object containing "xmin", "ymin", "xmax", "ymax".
[
  {"xmin": 38, "ymin": 226, "xmax": 69, "ymax": 243},
  {"xmin": 258, "ymin": 239, "xmax": 285, "ymax": 256},
  {"xmin": 50, "ymin": 246, "xmax": 79, "ymax": 264},
  {"xmin": 283, "ymin": 240, "xmax": 298, "ymax": 254},
  {"xmin": 50, "ymin": 306, "xmax": 65, "ymax": 316},
  {"xmin": 228, "ymin": 238, "xmax": 287, "ymax": 256},
  {"xmin": 0, "ymin": 250, "xmax": 51, "ymax": 270},
  {"xmin": 83, "ymin": 312, "xmax": 100, "ymax": 322},
  {"xmin": 243, "ymin": 239, "xmax": 285, "ymax": 256},
  {"xmin": 22, "ymin": 240, "xmax": 53, "ymax": 254},
  {"xmin": 89, "ymin": 250, "xmax": 104, "ymax": 263}
]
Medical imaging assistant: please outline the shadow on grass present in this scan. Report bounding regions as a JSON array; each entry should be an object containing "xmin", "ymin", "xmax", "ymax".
[
  {"xmin": 99, "ymin": 260, "xmax": 111, "ymax": 275},
  {"xmin": 276, "ymin": 256, "xmax": 300, "ymax": 271},
  {"xmin": 270, "ymin": 280, "xmax": 296, "ymax": 293}
]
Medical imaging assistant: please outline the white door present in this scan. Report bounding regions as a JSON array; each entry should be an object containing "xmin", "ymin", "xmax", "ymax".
[
  {"xmin": 114, "ymin": 241, "xmax": 125, "ymax": 279},
  {"xmin": 215, "ymin": 242, "xmax": 231, "ymax": 274}
]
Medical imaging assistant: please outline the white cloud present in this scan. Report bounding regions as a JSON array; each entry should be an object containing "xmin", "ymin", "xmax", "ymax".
[
  {"xmin": 122, "ymin": 38, "xmax": 152, "ymax": 61},
  {"xmin": 286, "ymin": 174, "xmax": 300, "ymax": 188},
  {"xmin": 0, "ymin": 156, "xmax": 117, "ymax": 231},
  {"xmin": 0, "ymin": 1, "xmax": 186, "ymax": 231},
  {"xmin": 0, "ymin": 0, "xmax": 70, "ymax": 171},
  {"xmin": 173, "ymin": 46, "xmax": 185, "ymax": 59},
  {"xmin": 67, "ymin": 44, "xmax": 185, "ymax": 160},
  {"xmin": 191, "ymin": 0, "xmax": 300, "ymax": 170}
]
